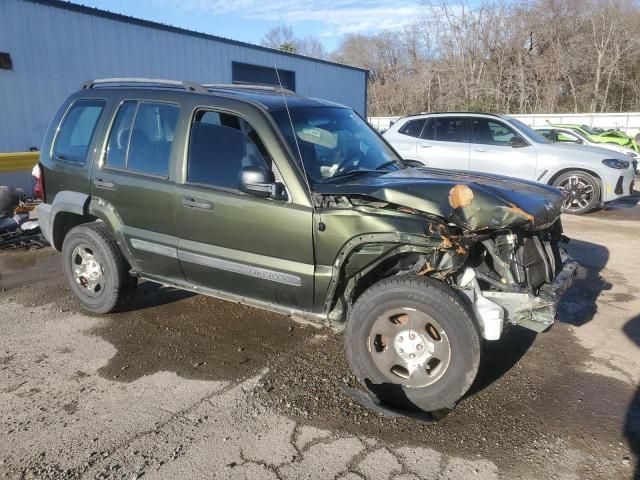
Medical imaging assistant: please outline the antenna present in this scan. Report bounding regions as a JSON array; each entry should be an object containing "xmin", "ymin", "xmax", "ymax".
[{"xmin": 274, "ymin": 65, "xmax": 315, "ymax": 209}]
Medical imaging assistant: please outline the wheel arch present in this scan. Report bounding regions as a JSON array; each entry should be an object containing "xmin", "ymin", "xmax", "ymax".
[
  {"xmin": 547, "ymin": 167, "xmax": 603, "ymax": 189},
  {"xmin": 322, "ymin": 232, "xmax": 465, "ymax": 327}
]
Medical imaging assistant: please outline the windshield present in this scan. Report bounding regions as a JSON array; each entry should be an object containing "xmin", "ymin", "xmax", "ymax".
[
  {"xmin": 504, "ymin": 117, "xmax": 551, "ymax": 144},
  {"xmin": 271, "ymin": 107, "xmax": 403, "ymax": 184}
]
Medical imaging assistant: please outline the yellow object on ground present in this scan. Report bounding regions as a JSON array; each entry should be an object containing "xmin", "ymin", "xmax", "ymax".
[{"xmin": 0, "ymin": 152, "xmax": 40, "ymax": 173}]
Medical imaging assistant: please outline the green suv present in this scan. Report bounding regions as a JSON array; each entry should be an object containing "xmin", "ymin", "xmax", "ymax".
[{"xmin": 35, "ymin": 79, "xmax": 577, "ymax": 412}]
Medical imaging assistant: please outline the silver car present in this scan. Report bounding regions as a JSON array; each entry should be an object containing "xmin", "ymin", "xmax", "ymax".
[{"xmin": 383, "ymin": 112, "xmax": 636, "ymax": 214}]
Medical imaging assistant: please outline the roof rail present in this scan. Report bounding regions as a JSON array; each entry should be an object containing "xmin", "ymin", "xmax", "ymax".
[
  {"xmin": 80, "ymin": 78, "xmax": 208, "ymax": 94},
  {"xmin": 203, "ymin": 83, "xmax": 295, "ymax": 95}
]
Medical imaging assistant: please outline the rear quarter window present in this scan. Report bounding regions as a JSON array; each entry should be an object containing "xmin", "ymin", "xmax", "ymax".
[{"xmin": 53, "ymin": 100, "xmax": 105, "ymax": 164}]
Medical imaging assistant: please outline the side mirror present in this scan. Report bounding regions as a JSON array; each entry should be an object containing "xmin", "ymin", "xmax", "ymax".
[
  {"xmin": 239, "ymin": 166, "xmax": 287, "ymax": 200},
  {"xmin": 510, "ymin": 136, "xmax": 528, "ymax": 148}
]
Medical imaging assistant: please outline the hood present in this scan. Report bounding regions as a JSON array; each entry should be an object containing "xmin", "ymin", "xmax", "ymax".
[
  {"xmin": 538, "ymin": 142, "xmax": 629, "ymax": 161},
  {"xmin": 315, "ymin": 167, "xmax": 563, "ymax": 231}
]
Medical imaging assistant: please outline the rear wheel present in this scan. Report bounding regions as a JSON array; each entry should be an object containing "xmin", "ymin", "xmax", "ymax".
[
  {"xmin": 345, "ymin": 275, "xmax": 481, "ymax": 412},
  {"xmin": 552, "ymin": 171, "xmax": 601, "ymax": 214},
  {"xmin": 62, "ymin": 222, "xmax": 136, "ymax": 314}
]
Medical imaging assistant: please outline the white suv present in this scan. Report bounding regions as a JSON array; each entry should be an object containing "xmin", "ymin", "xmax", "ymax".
[{"xmin": 383, "ymin": 112, "xmax": 636, "ymax": 214}]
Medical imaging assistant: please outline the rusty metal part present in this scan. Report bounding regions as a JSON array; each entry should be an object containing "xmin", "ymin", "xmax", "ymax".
[{"xmin": 448, "ymin": 184, "xmax": 474, "ymax": 209}]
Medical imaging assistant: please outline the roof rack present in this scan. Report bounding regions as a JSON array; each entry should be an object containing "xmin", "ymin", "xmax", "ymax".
[
  {"xmin": 80, "ymin": 78, "xmax": 208, "ymax": 94},
  {"xmin": 203, "ymin": 83, "xmax": 295, "ymax": 95}
]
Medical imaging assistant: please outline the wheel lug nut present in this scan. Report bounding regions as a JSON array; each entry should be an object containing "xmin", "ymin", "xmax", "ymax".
[
  {"xmin": 417, "ymin": 344, "xmax": 423, "ymax": 350},
  {"xmin": 398, "ymin": 348, "xmax": 404, "ymax": 354},
  {"xmin": 409, "ymin": 353, "xmax": 415, "ymax": 359},
  {"xmin": 409, "ymin": 333, "xmax": 415, "ymax": 340}
]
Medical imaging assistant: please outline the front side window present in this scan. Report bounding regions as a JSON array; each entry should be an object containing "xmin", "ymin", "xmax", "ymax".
[
  {"xmin": 433, "ymin": 117, "xmax": 466, "ymax": 143},
  {"xmin": 556, "ymin": 131, "xmax": 582, "ymax": 144},
  {"xmin": 53, "ymin": 100, "xmax": 105, "ymax": 164},
  {"xmin": 271, "ymin": 107, "xmax": 403, "ymax": 184},
  {"xmin": 187, "ymin": 110, "xmax": 270, "ymax": 190},
  {"xmin": 471, "ymin": 118, "xmax": 519, "ymax": 146},
  {"xmin": 399, "ymin": 119, "xmax": 426, "ymax": 138},
  {"xmin": 105, "ymin": 101, "xmax": 179, "ymax": 177}
]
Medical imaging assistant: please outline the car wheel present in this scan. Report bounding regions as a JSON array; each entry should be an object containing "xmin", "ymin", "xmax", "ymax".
[
  {"xmin": 62, "ymin": 222, "xmax": 136, "ymax": 314},
  {"xmin": 552, "ymin": 171, "xmax": 601, "ymax": 214},
  {"xmin": 345, "ymin": 275, "xmax": 481, "ymax": 412}
]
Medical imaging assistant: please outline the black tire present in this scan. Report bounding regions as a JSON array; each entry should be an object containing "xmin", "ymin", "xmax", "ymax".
[
  {"xmin": 61, "ymin": 222, "xmax": 136, "ymax": 314},
  {"xmin": 552, "ymin": 171, "xmax": 601, "ymax": 214},
  {"xmin": 345, "ymin": 275, "xmax": 481, "ymax": 412}
]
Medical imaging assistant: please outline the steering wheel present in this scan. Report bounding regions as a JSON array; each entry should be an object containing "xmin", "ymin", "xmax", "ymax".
[{"xmin": 333, "ymin": 153, "xmax": 363, "ymax": 176}]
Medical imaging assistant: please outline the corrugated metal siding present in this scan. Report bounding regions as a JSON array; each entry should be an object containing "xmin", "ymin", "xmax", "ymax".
[{"xmin": 0, "ymin": 0, "xmax": 367, "ymax": 152}]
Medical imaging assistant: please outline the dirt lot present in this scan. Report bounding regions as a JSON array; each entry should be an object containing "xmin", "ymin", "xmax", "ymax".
[{"xmin": 1, "ymin": 196, "xmax": 639, "ymax": 480}]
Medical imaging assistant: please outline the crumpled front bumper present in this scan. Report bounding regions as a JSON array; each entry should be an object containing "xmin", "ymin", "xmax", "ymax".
[{"xmin": 459, "ymin": 252, "xmax": 579, "ymax": 340}]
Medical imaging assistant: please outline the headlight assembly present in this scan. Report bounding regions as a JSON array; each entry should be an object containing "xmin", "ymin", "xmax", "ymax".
[{"xmin": 602, "ymin": 158, "xmax": 630, "ymax": 169}]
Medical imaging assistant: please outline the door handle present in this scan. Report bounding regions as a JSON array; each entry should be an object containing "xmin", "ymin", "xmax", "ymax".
[
  {"xmin": 474, "ymin": 148, "xmax": 488, "ymax": 152},
  {"xmin": 182, "ymin": 196, "xmax": 213, "ymax": 210},
  {"xmin": 93, "ymin": 178, "xmax": 116, "ymax": 190},
  {"xmin": 419, "ymin": 144, "xmax": 433, "ymax": 148}
]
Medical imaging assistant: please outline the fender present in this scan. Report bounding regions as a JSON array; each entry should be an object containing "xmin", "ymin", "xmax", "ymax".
[
  {"xmin": 322, "ymin": 231, "xmax": 466, "ymax": 324},
  {"xmin": 37, "ymin": 191, "xmax": 90, "ymax": 249},
  {"xmin": 86, "ymin": 196, "xmax": 141, "ymax": 272}
]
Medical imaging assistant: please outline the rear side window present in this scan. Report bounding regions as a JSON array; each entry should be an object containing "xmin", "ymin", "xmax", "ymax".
[
  {"xmin": 187, "ymin": 110, "xmax": 269, "ymax": 191},
  {"xmin": 434, "ymin": 117, "xmax": 467, "ymax": 143},
  {"xmin": 420, "ymin": 119, "xmax": 436, "ymax": 140},
  {"xmin": 105, "ymin": 101, "xmax": 179, "ymax": 177},
  {"xmin": 399, "ymin": 119, "xmax": 426, "ymax": 138},
  {"xmin": 53, "ymin": 100, "xmax": 105, "ymax": 164}
]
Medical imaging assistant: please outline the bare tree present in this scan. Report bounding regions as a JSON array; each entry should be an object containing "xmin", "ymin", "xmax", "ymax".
[
  {"xmin": 261, "ymin": 25, "xmax": 327, "ymax": 59},
  {"xmin": 330, "ymin": 0, "xmax": 640, "ymax": 116}
]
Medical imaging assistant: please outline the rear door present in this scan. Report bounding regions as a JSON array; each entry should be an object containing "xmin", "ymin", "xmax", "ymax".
[
  {"xmin": 174, "ymin": 105, "xmax": 315, "ymax": 310},
  {"xmin": 416, "ymin": 116, "xmax": 471, "ymax": 170},
  {"xmin": 386, "ymin": 118, "xmax": 424, "ymax": 161},
  {"xmin": 90, "ymin": 97, "xmax": 183, "ymax": 279},
  {"xmin": 468, "ymin": 117, "xmax": 537, "ymax": 180}
]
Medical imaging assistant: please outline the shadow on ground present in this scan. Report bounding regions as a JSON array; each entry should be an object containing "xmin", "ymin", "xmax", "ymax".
[
  {"xmin": 91, "ymin": 284, "xmax": 314, "ymax": 383},
  {"xmin": 624, "ymin": 315, "xmax": 640, "ymax": 479}
]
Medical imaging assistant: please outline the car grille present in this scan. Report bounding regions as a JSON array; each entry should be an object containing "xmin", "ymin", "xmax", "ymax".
[{"xmin": 513, "ymin": 236, "xmax": 555, "ymax": 292}]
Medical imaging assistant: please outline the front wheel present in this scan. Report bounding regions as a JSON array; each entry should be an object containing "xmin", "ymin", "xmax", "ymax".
[
  {"xmin": 345, "ymin": 275, "xmax": 481, "ymax": 412},
  {"xmin": 552, "ymin": 171, "xmax": 601, "ymax": 214}
]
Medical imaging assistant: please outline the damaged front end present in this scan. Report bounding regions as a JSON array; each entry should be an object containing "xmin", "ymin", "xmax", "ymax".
[
  {"xmin": 316, "ymin": 168, "xmax": 578, "ymax": 339},
  {"xmin": 455, "ymin": 224, "xmax": 578, "ymax": 339}
]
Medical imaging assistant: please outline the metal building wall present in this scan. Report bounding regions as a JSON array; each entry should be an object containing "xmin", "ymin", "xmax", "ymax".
[{"xmin": 0, "ymin": 0, "xmax": 367, "ymax": 152}]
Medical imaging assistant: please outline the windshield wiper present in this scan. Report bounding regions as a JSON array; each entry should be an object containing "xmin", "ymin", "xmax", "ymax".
[
  {"xmin": 375, "ymin": 160, "xmax": 405, "ymax": 171},
  {"xmin": 320, "ymin": 169, "xmax": 379, "ymax": 183}
]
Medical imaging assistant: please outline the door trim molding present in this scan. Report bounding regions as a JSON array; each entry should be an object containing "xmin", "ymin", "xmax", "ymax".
[
  {"xmin": 130, "ymin": 238, "xmax": 178, "ymax": 258},
  {"xmin": 177, "ymin": 250, "xmax": 302, "ymax": 287}
]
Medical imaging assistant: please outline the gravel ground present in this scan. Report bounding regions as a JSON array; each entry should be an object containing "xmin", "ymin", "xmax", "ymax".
[{"xmin": 0, "ymin": 204, "xmax": 639, "ymax": 479}]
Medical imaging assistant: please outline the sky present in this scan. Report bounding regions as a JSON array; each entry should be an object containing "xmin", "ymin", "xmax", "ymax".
[{"xmin": 72, "ymin": 0, "xmax": 428, "ymax": 51}]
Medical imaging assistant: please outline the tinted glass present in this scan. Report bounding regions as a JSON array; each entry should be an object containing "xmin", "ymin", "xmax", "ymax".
[
  {"xmin": 505, "ymin": 117, "xmax": 550, "ymax": 144},
  {"xmin": 188, "ymin": 112, "xmax": 268, "ymax": 190},
  {"xmin": 434, "ymin": 117, "xmax": 466, "ymax": 143},
  {"xmin": 399, "ymin": 119, "xmax": 426, "ymax": 138},
  {"xmin": 53, "ymin": 100, "xmax": 105, "ymax": 164},
  {"xmin": 420, "ymin": 119, "xmax": 436, "ymax": 140},
  {"xmin": 471, "ymin": 118, "xmax": 518, "ymax": 145},
  {"xmin": 271, "ymin": 107, "xmax": 402, "ymax": 184},
  {"xmin": 127, "ymin": 103, "xmax": 179, "ymax": 176},
  {"xmin": 106, "ymin": 101, "xmax": 136, "ymax": 169}
]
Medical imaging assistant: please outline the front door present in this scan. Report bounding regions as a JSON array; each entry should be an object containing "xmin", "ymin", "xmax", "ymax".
[
  {"xmin": 175, "ymin": 108, "xmax": 315, "ymax": 310},
  {"xmin": 468, "ymin": 117, "xmax": 537, "ymax": 180},
  {"xmin": 416, "ymin": 116, "xmax": 471, "ymax": 171}
]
